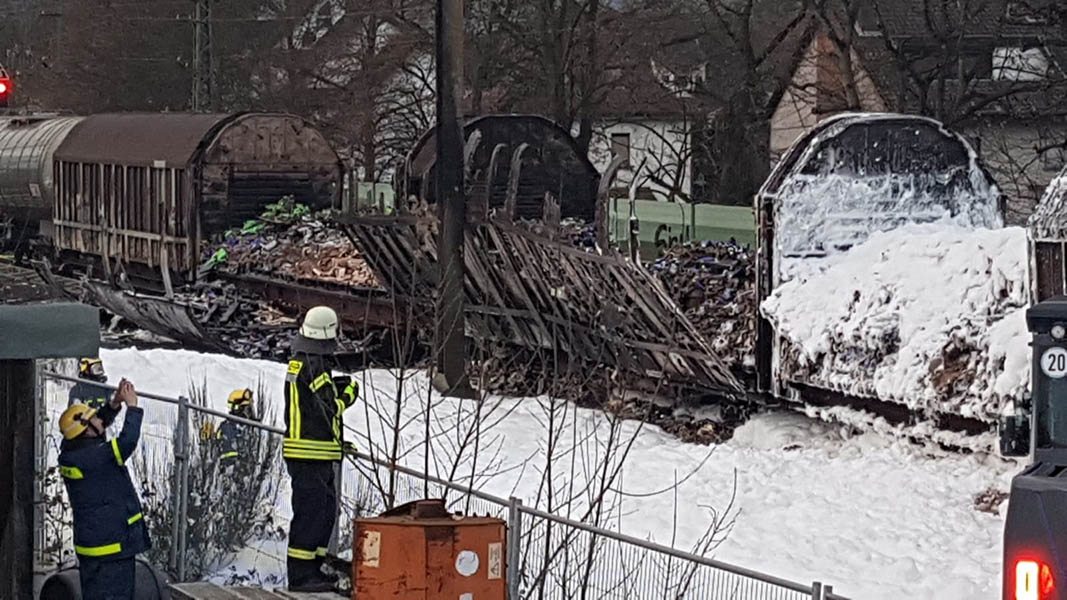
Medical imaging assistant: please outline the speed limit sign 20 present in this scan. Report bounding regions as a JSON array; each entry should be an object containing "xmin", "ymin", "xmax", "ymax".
[{"xmin": 1041, "ymin": 347, "xmax": 1067, "ymax": 379}]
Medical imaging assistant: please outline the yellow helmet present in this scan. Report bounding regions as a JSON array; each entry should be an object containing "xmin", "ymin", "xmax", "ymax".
[
  {"xmin": 59, "ymin": 404, "xmax": 99, "ymax": 440},
  {"xmin": 79, "ymin": 358, "xmax": 105, "ymax": 378},
  {"xmin": 227, "ymin": 388, "xmax": 253, "ymax": 409}
]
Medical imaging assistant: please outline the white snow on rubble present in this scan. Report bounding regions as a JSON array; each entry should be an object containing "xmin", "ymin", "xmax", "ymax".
[
  {"xmin": 762, "ymin": 224, "xmax": 1030, "ymax": 422},
  {"xmin": 42, "ymin": 347, "xmax": 1020, "ymax": 599}
]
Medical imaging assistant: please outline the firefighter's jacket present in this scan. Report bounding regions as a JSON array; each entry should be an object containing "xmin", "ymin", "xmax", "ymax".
[
  {"xmin": 283, "ymin": 353, "xmax": 357, "ymax": 462},
  {"xmin": 217, "ymin": 419, "xmax": 242, "ymax": 461},
  {"xmin": 68, "ymin": 380, "xmax": 111, "ymax": 410},
  {"xmin": 58, "ymin": 407, "xmax": 151, "ymax": 561}
]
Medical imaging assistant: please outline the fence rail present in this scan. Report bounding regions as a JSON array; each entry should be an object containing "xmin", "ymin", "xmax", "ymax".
[{"xmin": 39, "ymin": 370, "xmax": 848, "ymax": 600}]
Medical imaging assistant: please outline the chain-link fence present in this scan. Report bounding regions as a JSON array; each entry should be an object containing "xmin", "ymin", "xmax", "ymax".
[
  {"xmin": 37, "ymin": 366, "xmax": 290, "ymax": 587},
  {"xmin": 37, "ymin": 370, "xmax": 848, "ymax": 600}
]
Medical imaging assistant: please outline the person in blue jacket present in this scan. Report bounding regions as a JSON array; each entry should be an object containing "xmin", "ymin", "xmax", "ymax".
[
  {"xmin": 68, "ymin": 358, "xmax": 112, "ymax": 410},
  {"xmin": 58, "ymin": 379, "xmax": 151, "ymax": 600}
]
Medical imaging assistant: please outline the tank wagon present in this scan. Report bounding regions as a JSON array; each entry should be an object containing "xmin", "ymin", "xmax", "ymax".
[
  {"xmin": 0, "ymin": 112, "xmax": 343, "ymax": 288},
  {"xmin": 400, "ymin": 114, "xmax": 600, "ymax": 221},
  {"xmin": 0, "ymin": 115, "xmax": 84, "ymax": 246}
]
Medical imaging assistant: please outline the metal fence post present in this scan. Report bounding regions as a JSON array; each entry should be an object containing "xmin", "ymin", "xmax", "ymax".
[
  {"xmin": 812, "ymin": 582, "xmax": 824, "ymax": 600},
  {"xmin": 507, "ymin": 497, "xmax": 523, "ymax": 600},
  {"xmin": 169, "ymin": 395, "xmax": 191, "ymax": 581}
]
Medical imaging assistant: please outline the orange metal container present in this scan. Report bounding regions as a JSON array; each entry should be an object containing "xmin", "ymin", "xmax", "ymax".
[{"xmin": 353, "ymin": 500, "xmax": 507, "ymax": 600}]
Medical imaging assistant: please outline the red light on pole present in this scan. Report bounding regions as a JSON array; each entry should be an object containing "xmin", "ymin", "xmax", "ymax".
[{"xmin": 0, "ymin": 77, "xmax": 10, "ymax": 108}]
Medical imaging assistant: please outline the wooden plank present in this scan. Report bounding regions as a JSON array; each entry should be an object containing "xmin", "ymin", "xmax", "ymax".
[
  {"xmin": 227, "ymin": 588, "xmax": 293, "ymax": 599},
  {"xmin": 503, "ymin": 143, "xmax": 530, "ymax": 223},
  {"xmin": 51, "ymin": 220, "xmax": 185, "ymax": 243},
  {"xmin": 595, "ymin": 156, "xmax": 626, "ymax": 253},
  {"xmin": 169, "ymin": 582, "xmax": 245, "ymax": 600},
  {"xmin": 1035, "ymin": 241, "xmax": 1065, "ymax": 303}
]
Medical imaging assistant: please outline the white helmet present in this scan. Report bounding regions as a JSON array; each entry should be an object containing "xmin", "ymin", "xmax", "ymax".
[{"xmin": 300, "ymin": 306, "xmax": 339, "ymax": 340}]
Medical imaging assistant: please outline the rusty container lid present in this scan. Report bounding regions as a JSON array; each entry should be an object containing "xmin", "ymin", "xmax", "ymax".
[{"xmin": 356, "ymin": 499, "xmax": 504, "ymax": 527}]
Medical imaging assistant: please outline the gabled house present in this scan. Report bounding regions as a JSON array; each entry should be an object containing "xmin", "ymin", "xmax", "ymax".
[
  {"xmin": 585, "ymin": 53, "xmax": 715, "ymax": 203},
  {"xmin": 771, "ymin": 0, "xmax": 1067, "ymax": 222}
]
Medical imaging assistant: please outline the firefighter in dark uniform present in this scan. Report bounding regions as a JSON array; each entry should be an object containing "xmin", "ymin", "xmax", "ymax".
[
  {"xmin": 57, "ymin": 379, "xmax": 150, "ymax": 600},
  {"xmin": 219, "ymin": 388, "xmax": 254, "ymax": 465},
  {"xmin": 284, "ymin": 306, "xmax": 358, "ymax": 592},
  {"xmin": 201, "ymin": 388, "xmax": 255, "ymax": 469},
  {"xmin": 68, "ymin": 358, "xmax": 111, "ymax": 409}
]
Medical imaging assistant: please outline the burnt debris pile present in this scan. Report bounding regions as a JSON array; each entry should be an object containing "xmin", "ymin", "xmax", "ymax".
[
  {"xmin": 200, "ymin": 198, "xmax": 379, "ymax": 289},
  {"xmin": 648, "ymin": 240, "xmax": 757, "ymax": 373}
]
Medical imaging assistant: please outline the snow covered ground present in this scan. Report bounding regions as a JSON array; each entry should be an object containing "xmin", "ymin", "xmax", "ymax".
[{"xmin": 55, "ymin": 347, "xmax": 1019, "ymax": 599}]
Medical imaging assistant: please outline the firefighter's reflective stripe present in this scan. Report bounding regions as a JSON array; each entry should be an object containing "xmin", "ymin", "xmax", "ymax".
[
  {"xmin": 316, "ymin": 547, "xmax": 327, "ymax": 557},
  {"xmin": 288, "ymin": 381, "xmax": 302, "ymax": 439},
  {"xmin": 219, "ymin": 451, "xmax": 238, "ymax": 459},
  {"xmin": 333, "ymin": 398, "xmax": 344, "ymax": 441},
  {"xmin": 287, "ymin": 546, "xmax": 317, "ymax": 560},
  {"xmin": 127, "ymin": 513, "xmax": 143, "ymax": 525},
  {"xmin": 310, "ymin": 372, "xmax": 332, "ymax": 392},
  {"xmin": 76, "ymin": 542, "xmax": 122, "ymax": 557},
  {"xmin": 282, "ymin": 439, "xmax": 342, "ymax": 461},
  {"xmin": 111, "ymin": 439, "xmax": 124, "ymax": 466},
  {"xmin": 60, "ymin": 466, "xmax": 84, "ymax": 479}
]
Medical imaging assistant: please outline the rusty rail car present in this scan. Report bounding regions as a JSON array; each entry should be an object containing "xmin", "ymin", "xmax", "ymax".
[
  {"xmin": 1, "ymin": 112, "xmax": 343, "ymax": 289},
  {"xmin": 399, "ymin": 114, "xmax": 600, "ymax": 221},
  {"xmin": 754, "ymin": 113, "xmax": 1003, "ymax": 429},
  {"xmin": 50, "ymin": 113, "xmax": 343, "ymax": 291}
]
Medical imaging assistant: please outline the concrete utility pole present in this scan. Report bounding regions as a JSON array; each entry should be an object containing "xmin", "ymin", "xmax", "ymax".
[
  {"xmin": 434, "ymin": 0, "xmax": 470, "ymax": 395},
  {"xmin": 191, "ymin": 0, "xmax": 215, "ymax": 112}
]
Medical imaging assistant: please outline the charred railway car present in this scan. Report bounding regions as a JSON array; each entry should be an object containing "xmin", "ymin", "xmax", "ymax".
[
  {"xmin": 51, "ymin": 113, "xmax": 343, "ymax": 287},
  {"xmin": 0, "ymin": 112, "xmax": 343, "ymax": 288},
  {"xmin": 400, "ymin": 114, "xmax": 600, "ymax": 220},
  {"xmin": 754, "ymin": 113, "xmax": 1004, "ymax": 429}
]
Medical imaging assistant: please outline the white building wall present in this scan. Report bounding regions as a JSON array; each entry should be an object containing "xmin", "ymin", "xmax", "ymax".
[{"xmin": 587, "ymin": 119, "xmax": 694, "ymax": 201}]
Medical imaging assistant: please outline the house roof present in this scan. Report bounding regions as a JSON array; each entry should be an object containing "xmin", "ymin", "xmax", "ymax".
[
  {"xmin": 858, "ymin": 0, "xmax": 1061, "ymax": 40},
  {"xmin": 832, "ymin": 0, "xmax": 1067, "ymax": 120}
]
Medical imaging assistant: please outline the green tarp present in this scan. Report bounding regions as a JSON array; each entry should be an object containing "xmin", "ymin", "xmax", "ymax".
[{"xmin": 0, "ymin": 303, "xmax": 99, "ymax": 359}]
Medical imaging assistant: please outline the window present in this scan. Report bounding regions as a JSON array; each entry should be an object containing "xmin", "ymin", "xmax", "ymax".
[
  {"xmin": 1042, "ymin": 147, "xmax": 1066, "ymax": 172},
  {"xmin": 611, "ymin": 133, "xmax": 631, "ymax": 166},
  {"xmin": 994, "ymin": 47, "xmax": 1049, "ymax": 81},
  {"xmin": 1007, "ymin": 1, "xmax": 1051, "ymax": 25}
]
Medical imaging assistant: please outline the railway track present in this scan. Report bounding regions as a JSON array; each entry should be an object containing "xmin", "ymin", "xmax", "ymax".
[{"xmin": 0, "ymin": 257, "xmax": 81, "ymax": 304}]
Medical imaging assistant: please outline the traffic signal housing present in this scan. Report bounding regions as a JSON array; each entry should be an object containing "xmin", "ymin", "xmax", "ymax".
[{"xmin": 0, "ymin": 76, "xmax": 10, "ymax": 108}]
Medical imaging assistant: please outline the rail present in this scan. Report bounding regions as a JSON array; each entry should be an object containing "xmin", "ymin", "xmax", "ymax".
[{"xmin": 39, "ymin": 371, "xmax": 849, "ymax": 600}]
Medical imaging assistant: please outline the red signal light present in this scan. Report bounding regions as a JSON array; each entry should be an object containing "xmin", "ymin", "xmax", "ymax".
[
  {"xmin": 1016, "ymin": 560, "xmax": 1055, "ymax": 600},
  {"xmin": 0, "ymin": 81, "xmax": 7, "ymax": 94}
]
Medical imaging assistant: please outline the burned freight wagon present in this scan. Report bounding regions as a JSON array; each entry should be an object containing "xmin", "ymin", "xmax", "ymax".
[
  {"xmin": 50, "ymin": 112, "xmax": 342, "ymax": 289},
  {"xmin": 754, "ymin": 113, "xmax": 1007, "ymax": 432},
  {"xmin": 400, "ymin": 114, "xmax": 600, "ymax": 220},
  {"xmin": 1028, "ymin": 167, "xmax": 1067, "ymax": 304}
]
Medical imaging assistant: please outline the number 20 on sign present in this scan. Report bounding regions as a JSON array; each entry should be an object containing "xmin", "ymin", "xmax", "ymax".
[{"xmin": 1041, "ymin": 347, "xmax": 1067, "ymax": 379}]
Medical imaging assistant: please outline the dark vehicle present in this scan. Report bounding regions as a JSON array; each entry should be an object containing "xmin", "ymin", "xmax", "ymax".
[{"xmin": 1000, "ymin": 298, "xmax": 1067, "ymax": 600}]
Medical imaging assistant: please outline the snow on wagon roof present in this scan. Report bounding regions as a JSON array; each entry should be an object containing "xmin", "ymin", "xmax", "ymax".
[{"xmin": 1029, "ymin": 167, "xmax": 1067, "ymax": 240}]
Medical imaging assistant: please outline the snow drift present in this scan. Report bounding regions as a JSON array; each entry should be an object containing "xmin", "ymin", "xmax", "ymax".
[{"xmin": 762, "ymin": 224, "xmax": 1029, "ymax": 421}]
